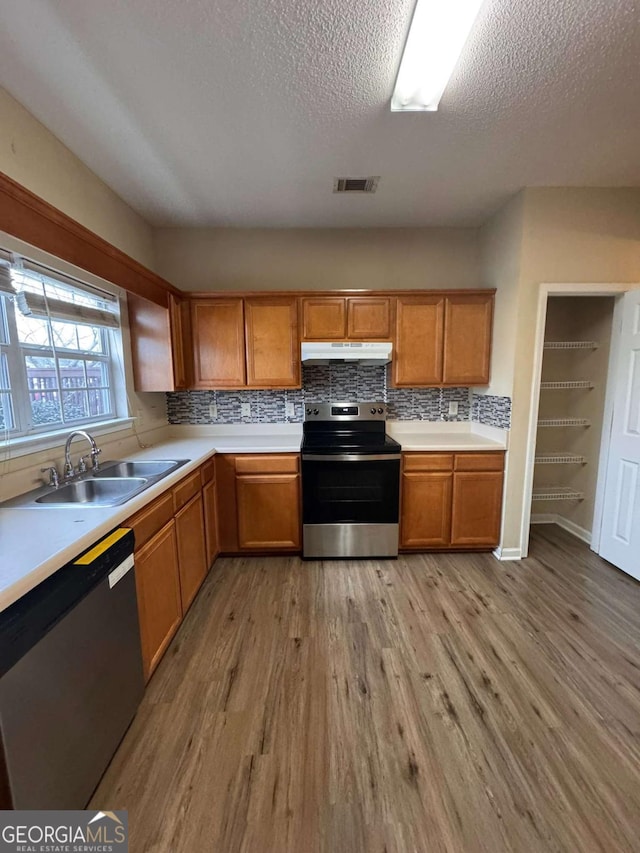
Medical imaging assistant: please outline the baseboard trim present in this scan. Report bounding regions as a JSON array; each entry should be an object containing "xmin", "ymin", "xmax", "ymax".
[
  {"xmin": 530, "ymin": 513, "xmax": 556, "ymax": 524},
  {"xmin": 529, "ymin": 513, "xmax": 592, "ymax": 544},
  {"xmin": 492, "ymin": 546, "xmax": 523, "ymax": 561},
  {"xmin": 555, "ymin": 515, "xmax": 592, "ymax": 544}
]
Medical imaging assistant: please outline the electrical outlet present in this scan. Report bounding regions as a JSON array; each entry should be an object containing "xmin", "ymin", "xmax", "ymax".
[
  {"xmin": 241, "ymin": 402, "xmax": 251, "ymax": 418},
  {"xmin": 448, "ymin": 401, "xmax": 459, "ymax": 416},
  {"xmin": 285, "ymin": 401, "xmax": 295, "ymax": 418},
  {"xmin": 208, "ymin": 403, "xmax": 217, "ymax": 419}
]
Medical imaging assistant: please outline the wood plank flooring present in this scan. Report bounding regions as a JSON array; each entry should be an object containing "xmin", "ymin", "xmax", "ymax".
[{"xmin": 91, "ymin": 525, "xmax": 640, "ymax": 852}]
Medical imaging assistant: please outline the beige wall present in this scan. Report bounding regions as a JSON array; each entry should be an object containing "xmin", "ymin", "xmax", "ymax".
[
  {"xmin": 500, "ymin": 188, "xmax": 640, "ymax": 554},
  {"xmin": 0, "ymin": 88, "xmax": 168, "ymax": 491},
  {"xmin": 0, "ymin": 86, "xmax": 156, "ymax": 270},
  {"xmin": 479, "ymin": 192, "xmax": 525, "ymax": 397},
  {"xmin": 153, "ymin": 227, "xmax": 481, "ymax": 292}
]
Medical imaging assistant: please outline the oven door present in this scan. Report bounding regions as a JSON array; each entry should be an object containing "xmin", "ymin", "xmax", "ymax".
[{"xmin": 302, "ymin": 454, "xmax": 400, "ymax": 525}]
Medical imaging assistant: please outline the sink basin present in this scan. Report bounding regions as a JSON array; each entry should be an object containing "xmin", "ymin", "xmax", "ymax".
[
  {"xmin": 35, "ymin": 477, "xmax": 148, "ymax": 506},
  {"xmin": 94, "ymin": 459, "xmax": 184, "ymax": 479},
  {"xmin": 1, "ymin": 458, "xmax": 191, "ymax": 509}
]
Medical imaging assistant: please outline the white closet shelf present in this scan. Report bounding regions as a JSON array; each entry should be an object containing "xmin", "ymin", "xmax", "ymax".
[
  {"xmin": 532, "ymin": 487, "xmax": 584, "ymax": 501},
  {"xmin": 535, "ymin": 453, "xmax": 586, "ymax": 465},
  {"xmin": 537, "ymin": 418, "xmax": 591, "ymax": 427},
  {"xmin": 540, "ymin": 380, "xmax": 594, "ymax": 390},
  {"xmin": 543, "ymin": 341, "xmax": 599, "ymax": 350}
]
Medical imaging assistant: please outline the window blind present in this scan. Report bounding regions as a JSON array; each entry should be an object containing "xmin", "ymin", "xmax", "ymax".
[{"xmin": 0, "ymin": 250, "xmax": 120, "ymax": 328}]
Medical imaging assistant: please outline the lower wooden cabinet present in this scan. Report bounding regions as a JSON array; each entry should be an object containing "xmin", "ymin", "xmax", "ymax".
[
  {"xmin": 237, "ymin": 473, "xmax": 301, "ymax": 549},
  {"xmin": 203, "ymin": 478, "xmax": 219, "ymax": 566},
  {"xmin": 216, "ymin": 453, "xmax": 301, "ymax": 552},
  {"xmin": 401, "ymin": 471, "xmax": 452, "ymax": 547},
  {"xmin": 134, "ymin": 520, "xmax": 182, "ymax": 680},
  {"xmin": 175, "ymin": 491, "xmax": 208, "ymax": 613},
  {"xmin": 450, "ymin": 471, "xmax": 504, "ymax": 546},
  {"xmin": 129, "ymin": 456, "xmax": 218, "ymax": 681},
  {"xmin": 400, "ymin": 451, "xmax": 504, "ymax": 549}
]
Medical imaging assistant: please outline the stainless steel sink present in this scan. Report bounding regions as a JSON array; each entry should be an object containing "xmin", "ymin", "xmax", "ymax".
[
  {"xmin": 94, "ymin": 459, "xmax": 185, "ymax": 479},
  {"xmin": 35, "ymin": 477, "xmax": 147, "ymax": 506},
  {"xmin": 0, "ymin": 458, "xmax": 191, "ymax": 509}
]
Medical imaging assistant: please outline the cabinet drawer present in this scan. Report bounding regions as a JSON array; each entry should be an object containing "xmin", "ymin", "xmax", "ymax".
[
  {"xmin": 454, "ymin": 452, "xmax": 504, "ymax": 472},
  {"xmin": 201, "ymin": 457, "xmax": 216, "ymax": 486},
  {"xmin": 403, "ymin": 453, "xmax": 454, "ymax": 472},
  {"xmin": 235, "ymin": 454, "xmax": 299, "ymax": 475},
  {"xmin": 127, "ymin": 491, "xmax": 175, "ymax": 551},
  {"xmin": 173, "ymin": 470, "xmax": 202, "ymax": 511}
]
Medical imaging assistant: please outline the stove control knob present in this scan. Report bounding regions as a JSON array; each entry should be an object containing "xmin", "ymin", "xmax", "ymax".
[
  {"xmin": 313, "ymin": 408, "xmax": 319, "ymax": 415},
  {"xmin": 306, "ymin": 408, "xmax": 311, "ymax": 415},
  {"xmin": 370, "ymin": 407, "xmax": 376, "ymax": 414},
  {"xmin": 378, "ymin": 407, "xmax": 384, "ymax": 414}
]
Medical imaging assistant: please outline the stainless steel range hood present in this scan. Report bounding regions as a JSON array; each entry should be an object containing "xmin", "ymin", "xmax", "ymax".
[{"xmin": 301, "ymin": 342, "xmax": 392, "ymax": 365}]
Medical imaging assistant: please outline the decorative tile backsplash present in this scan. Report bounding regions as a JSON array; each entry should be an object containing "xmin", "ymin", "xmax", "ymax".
[
  {"xmin": 471, "ymin": 393, "xmax": 512, "ymax": 429},
  {"xmin": 167, "ymin": 365, "xmax": 512, "ymax": 428}
]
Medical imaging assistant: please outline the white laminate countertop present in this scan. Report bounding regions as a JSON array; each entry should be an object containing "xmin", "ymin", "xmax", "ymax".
[
  {"xmin": 0, "ymin": 420, "xmax": 507, "ymax": 612},
  {"xmin": 387, "ymin": 421, "xmax": 508, "ymax": 451},
  {"xmin": 0, "ymin": 427, "xmax": 303, "ymax": 613}
]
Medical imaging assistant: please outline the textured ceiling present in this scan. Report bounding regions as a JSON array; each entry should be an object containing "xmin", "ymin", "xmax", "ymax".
[{"xmin": 0, "ymin": 0, "xmax": 639, "ymax": 227}]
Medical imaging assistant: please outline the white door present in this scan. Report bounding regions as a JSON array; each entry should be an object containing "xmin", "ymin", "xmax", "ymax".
[{"xmin": 598, "ymin": 290, "xmax": 640, "ymax": 579}]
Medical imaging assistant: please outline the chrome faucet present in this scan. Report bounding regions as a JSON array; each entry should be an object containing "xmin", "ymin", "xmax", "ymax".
[{"xmin": 63, "ymin": 430, "xmax": 102, "ymax": 479}]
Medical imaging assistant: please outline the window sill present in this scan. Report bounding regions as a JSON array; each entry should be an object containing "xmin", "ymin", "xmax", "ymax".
[{"xmin": 0, "ymin": 417, "xmax": 136, "ymax": 458}]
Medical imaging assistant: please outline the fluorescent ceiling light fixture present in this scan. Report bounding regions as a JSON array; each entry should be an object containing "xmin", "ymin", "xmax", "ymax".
[{"xmin": 391, "ymin": 0, "xmax": 485, "ymax": 112}]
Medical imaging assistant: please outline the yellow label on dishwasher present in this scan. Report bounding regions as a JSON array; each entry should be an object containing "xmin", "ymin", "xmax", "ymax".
[{"xmin": 74, "ymin": 527, "xmax": 131, "ymax": 565}]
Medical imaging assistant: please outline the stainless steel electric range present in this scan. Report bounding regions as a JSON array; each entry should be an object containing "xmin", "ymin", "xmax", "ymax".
[{"xmin": 301, "ymin": 402, "xmax": 401, "ymax": 559}]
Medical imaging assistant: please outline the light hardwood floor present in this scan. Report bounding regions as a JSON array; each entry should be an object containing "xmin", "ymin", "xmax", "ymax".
[{"xmin": 91, "ymin": 525, "xmax": 640, "ymax": 852}]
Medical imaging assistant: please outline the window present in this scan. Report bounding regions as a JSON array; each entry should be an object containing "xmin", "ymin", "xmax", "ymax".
[{"xmin": 0, "ymin": 253, "xmax": 122, "ymax": 438}]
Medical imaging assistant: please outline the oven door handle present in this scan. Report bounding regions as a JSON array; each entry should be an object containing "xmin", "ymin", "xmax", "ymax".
[{"xmin": 302, "ymin": 453, "xmax": 402, "ymax": 462}]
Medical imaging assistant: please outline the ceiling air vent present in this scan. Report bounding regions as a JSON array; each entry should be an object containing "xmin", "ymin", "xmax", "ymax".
[{"xmin": 333, "ymin": 176, "xmax": 379, "ymax": 193}]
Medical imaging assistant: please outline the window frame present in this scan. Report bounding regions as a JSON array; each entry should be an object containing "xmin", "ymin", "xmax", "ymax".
[{"xmin": 0, "ymin": 272, "xmax": 120, "ymax": 438}]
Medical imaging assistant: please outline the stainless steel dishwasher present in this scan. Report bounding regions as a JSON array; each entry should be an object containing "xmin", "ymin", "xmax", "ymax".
[{"xmin": 0, "ymin": 527, "xmax": 144, "ymax": 809}]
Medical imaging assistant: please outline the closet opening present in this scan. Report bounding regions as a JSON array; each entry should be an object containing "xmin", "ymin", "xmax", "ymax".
[{"xmin": 529, "ymin": 295, "xmax": 616, "ymax": 546}]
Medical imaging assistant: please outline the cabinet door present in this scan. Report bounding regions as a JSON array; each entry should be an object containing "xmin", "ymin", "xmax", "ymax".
[
  {"xmin": 392, "ymin": 296, "xmax": 444, "ymax": 386},
  {"xmin": 245, "ymin": 296, "xmax": 300, "ymax": 387},
  {"xmin": 236, "ymin": 474, "xmax": 301, "ymax": 549},
  {"xmin": 191, "ymin": 299, "xmax": 246, "ymax": 388},
  {"xmin": 443, "ymin": 293, "xmax": 493, "ymax": 385},
  {"xmin": 135, "ymin": 520, "xmax": 182, "ymax": 680},
  {"xmin": 203, "ymin": 478, "xmax": 219, "ymax": 567},
  {"xmin": 169, "ymin": 293, "xmax": 192, "ymax": 389},
  {"xmin": 128, "ymin": 294, "xmax": 176, "ymax": 392},
  {"xmin": 175, "ymin": 492, "xmax": 208, "ymax": 612},
  {"xmin": 301, "ymin": 297, "xmax": 346, "ymax": 340},
  {"xmin": 451, "ymin": 471, "xmax": 503, "ymax": 546},
  {"xmin": 347, "ymin": 297, "xmax": 391, "ymax": 339},
  {"xmin": 401, "ymin": 471, "xmax": 452, "ymax": 548}
]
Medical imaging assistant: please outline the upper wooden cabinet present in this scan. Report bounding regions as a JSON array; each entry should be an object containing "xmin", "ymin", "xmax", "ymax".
[
  {"xmin": 191, "ymin": 296, "xmax": 300, "ymax": 389},
  {"xmin": 245, "ymin": 296, "xmax": 300, "ymax": 387},
  {"xmin": 301, "ymin": 296, "xmax": 391, "ymax": 341},
  {"xmin": 393, "ymin": 295, "xmax": 445, "ymax": 386},
  {"xmin": 191, "ymin": 298, "xmax": 246, "ymax": 388},
  {"xmin": 129, "ymin": 292, "xmax": 191, "ymax": 392},
  {"xmin": 347, "ymin": 297, "xmax": 391, "ymax": 339},
  {"xmin": 443, "ymin": 293, "xmax": 493, "ymax": 385},
  {"xmin": 393, "ymin": 291, "xmax": 493, "ymax": 388}
]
